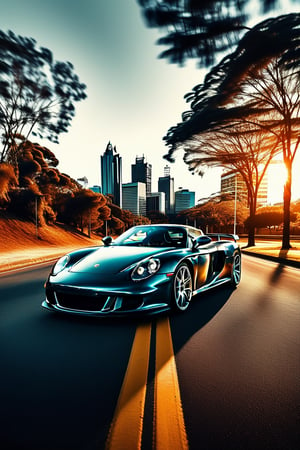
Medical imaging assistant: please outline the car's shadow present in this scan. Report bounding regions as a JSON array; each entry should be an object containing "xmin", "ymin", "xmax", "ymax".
[{"xmin": 170, "ymin": 284, "xmax": 234, "ymax": 352}]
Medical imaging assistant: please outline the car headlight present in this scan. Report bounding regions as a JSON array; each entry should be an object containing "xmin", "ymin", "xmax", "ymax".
[
  {"xmin": 131, "ymin": 258, "xmax": 160, "ymax": 281},
  {"xmin": 51, "ymin": 255, "xmax": 70, "ymax": 275}
]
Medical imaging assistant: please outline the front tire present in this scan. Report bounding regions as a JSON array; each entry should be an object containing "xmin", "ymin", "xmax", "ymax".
[
  {"xmin": 230, "ymin": 251, "xmax": 241, "ymax": 287},
  {"xmin": 172, "ymin": 263, "xmax": 192, "ymax": 312}
]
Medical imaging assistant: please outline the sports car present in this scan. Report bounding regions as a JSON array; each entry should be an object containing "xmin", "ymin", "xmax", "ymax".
[{"xmin": 42, "ymin": 224, "xmax": 241, "ymax": 316}]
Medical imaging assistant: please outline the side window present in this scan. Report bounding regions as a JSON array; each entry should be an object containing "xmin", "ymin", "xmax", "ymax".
[{"xmin": 165, "ymin": 229, "xmax": 187, "ymax": 248}]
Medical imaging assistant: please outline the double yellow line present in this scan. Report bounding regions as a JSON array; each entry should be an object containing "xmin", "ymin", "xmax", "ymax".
[{"xmin": 105, "ymin": 317, "xmax": 188, "ymax": 450}]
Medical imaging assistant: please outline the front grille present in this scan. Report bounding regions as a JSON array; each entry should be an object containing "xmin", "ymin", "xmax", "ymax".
[
  {"xmin": 118, "ymin": 295, "xmax": 143, "ymax": 311},
  {"xmin": 56, "ymin": 292, "xmax": 108, "ymax": 311}
]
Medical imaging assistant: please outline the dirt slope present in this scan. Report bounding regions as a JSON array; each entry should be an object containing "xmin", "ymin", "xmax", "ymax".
[{"xmin": 0, "ymin": 215, "xmax": 101, "ymax": 271}]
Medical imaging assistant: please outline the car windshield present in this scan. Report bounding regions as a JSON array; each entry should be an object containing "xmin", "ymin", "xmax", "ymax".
[{"xmin": 113, "ymin": 226, "xmax": 187, "ymax": 248}]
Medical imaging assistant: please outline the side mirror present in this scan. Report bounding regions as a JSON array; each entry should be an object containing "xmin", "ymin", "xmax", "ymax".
[
  {"xmin": 102, "ymin": 236, "xmax": 113, "ymax": 246},
  {"xmin": 192, "ymin": 235, "xmax": 212, "ymax": 250}
]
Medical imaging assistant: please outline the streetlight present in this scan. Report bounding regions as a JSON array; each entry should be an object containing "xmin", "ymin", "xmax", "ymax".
[{"xmin": 233, "ymin": 173, "xmax": 237, "ymax": 235}]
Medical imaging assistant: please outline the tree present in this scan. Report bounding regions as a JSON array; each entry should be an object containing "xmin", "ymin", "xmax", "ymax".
[
  {"xmin": 182, "ymin": 121, "xmax": 280, "ymax": 245},
  {"xmin": 164, "ymin": 14, "xmax": 300, "ymax": 153},
  {"xmin": 137, "ymin": 0, "xmax": 280, "ymax": 67},
  {"xmin": 0, "ymin": 30, "xmax": 87, "ymax": 165},
  {"xmin": 238, "ymin": 61, "xmax": 300, "ymax": 249},
  {"xmin": 57, "ymin": 189, "xmax": 108, "ymax": 234},
  {"xmin": 163, "ymin": 14, "xmax": 300, "ymax": 249}
]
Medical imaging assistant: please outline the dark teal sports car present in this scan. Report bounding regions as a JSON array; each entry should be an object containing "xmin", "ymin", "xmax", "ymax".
[{"xmin": 42, "ymin": 224, "xmax": 241, "ymax": 316}]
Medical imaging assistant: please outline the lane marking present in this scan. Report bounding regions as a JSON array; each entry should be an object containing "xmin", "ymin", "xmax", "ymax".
[
  {"xmin": 105, "ymin": 322, "xmax": 151, "ymax": 450},
  {"xmin": 154, "ymin": 317, "xmax": 189, "ymax": 450}
]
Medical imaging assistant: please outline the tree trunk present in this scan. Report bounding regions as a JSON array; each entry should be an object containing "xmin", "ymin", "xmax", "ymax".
[
  {"xmin": 247, "ymin": 219, "xmax": 255, "ymax": 247},
  {"xmin": 247, "ymin": 194, "xmax": 256, "ymax": 247},
  {"xmin": 281, "ymin": 160, "xmax": 292, "ymax": 250}
]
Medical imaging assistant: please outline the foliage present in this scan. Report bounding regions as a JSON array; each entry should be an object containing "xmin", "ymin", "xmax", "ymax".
[
  {"xmin": 162, "ymin": 13, "xmax": 300, "ymax": 249},
  {"xmin": 0, "ymin": 162, "xmax": 17, "ymax": 203},
  {"xmin": 0, "ymin": 137, "xmax": 151, "ymax": 236},
  {"xmin": 163, "ymin": 14, "xmax": 300, "ymax": 155},
  {"xmin": 244, "ymin": 210, "xmax": 297, "ymax": 230},
  {"xmin": 147, "ymin": 210, "xmax": 169, "ymax": 224},
  {"xmin": 178, "ymin": 198, "xmax": 248, "ymax": 232},
  {"xmin": 0, "ymin": 30, "xmax": 87, "ymax": 164},
  {"xmin": 137, "ymin": 0, "xmax": 280, "ymax": 67}
]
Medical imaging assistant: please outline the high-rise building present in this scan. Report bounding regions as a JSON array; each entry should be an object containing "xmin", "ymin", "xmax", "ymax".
[
  {"xmin": 122, "ymin": 182, "xmax": 146, "ymax": 216},
  {"xmin": 100, "ymin": 142, "xmax": 122, "ymax": 207},
  {"xmin": 221, "ymin": 169, "xmax": 269, "ymax": 206},
  {"xmin": 220, "ymin": 170, "xmax": 248, "ymax": 202},
  {"xmin": 146, "ymin": 192, "xmax": 166, "ymax": 214},
  {"xmin": 175, "ymin": 189, "xmax": 195, "ymax": 213},
  {"xmin": 89, "ymin": 185, "xmax": 101, "ymax": 193},
  {"xmin": 257, "ymin": 173, "xmax": 268, "ymax": 206},
  {"xmin": 158, "ymin": 165, "xmax": 175, "ymax": 215},
  {"xmin": 131, "ymin": 156, "xmax": 152, "ymax": 195}
]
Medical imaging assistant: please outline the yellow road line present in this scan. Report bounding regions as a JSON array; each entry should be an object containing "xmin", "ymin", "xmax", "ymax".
[
  {"xmin": 105, "ymin": 322, "xmax": 151, "ymax": 450},
  {"xmin": 154, "ymin": 317, "xmax": 189, "ymax": 450}
]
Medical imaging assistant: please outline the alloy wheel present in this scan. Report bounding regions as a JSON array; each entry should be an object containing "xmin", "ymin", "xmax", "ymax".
[
  {"xmin": 173, "ymin": 264, "xmax": 192, "ymax": 311},
  {"xmin": 231, "ymin": 253, "xmax": 241, "ymax": 286}
]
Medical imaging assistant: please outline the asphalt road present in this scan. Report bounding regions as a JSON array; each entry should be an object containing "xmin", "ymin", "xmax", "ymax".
[{"xmin": 0, "ymin": 255, "xmax": 299, "ymax": 450}]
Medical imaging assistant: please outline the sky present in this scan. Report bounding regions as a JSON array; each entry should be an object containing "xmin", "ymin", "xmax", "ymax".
[{"xmin": 0, "ymin": 0, "xmax": 299, "ymax": 203}]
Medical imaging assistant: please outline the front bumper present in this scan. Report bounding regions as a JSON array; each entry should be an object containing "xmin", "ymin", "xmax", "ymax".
[{"xmin": 43, "ymin": 274, "xmax": 173, "ymax": 316}]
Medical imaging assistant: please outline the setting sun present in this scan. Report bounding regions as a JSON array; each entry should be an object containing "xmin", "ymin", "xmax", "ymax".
[{"xmin": 267, "ymin": 160, "xmax": 288, "ymax": 204}]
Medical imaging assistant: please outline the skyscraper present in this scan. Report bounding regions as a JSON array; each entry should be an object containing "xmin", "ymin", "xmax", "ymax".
[
  {"xmin": 122, "ymin": 182, "xmax": 146, "ymax": 216},
  {"xmin": 100, "ymin": 142, "xmax": 122, "ymax": 207},
  {"xmin": 131, "ymin": 156, "xmax": 152, "ymax": 195},
  {"xmin": 146, "ymin": 192, "xmax": 166, "ymax": 214},
  {"xmin": 158, "ymin": 165, "xmax": 175, "ymax": 215},
  {"xmin": 175, "ymin": 189, "xmax": 195, "ymax": 213}
]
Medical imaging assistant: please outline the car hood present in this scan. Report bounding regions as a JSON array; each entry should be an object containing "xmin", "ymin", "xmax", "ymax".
[{"xmin": 69, "ymin": 245, "xmax": 167, "ymax": 274}]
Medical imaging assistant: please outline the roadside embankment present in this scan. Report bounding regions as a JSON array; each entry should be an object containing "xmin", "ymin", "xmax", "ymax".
[{"xmin": 0, "ymin": 216, "xmax": 100, "ymax": 272}]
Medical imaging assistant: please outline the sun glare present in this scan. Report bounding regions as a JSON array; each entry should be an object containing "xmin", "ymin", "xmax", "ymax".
[{"xmin": 267, "ymin": 161, "xmax": 287, "ymax": 204}]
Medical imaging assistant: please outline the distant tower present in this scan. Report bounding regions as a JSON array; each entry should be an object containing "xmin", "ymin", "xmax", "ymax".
[
  {"xmin": 158, "ymin": 165, "xmax": 174, "ymax": 215},
  {"xmin": 164, "ymin": 165, "xmax": 170, "ymax": 177},
  {"xmin": 101, "ymin": 141, "xmax": 122, "ymax": 207},
  {"xmin": 131, "ymin": 155, "xmax": 152, "ymax": 195}
]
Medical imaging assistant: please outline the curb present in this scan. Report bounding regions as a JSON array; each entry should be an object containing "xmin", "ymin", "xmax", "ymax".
[{"xmin": 241, "ymin": 249, "xmax": 300, "ymax": 269}]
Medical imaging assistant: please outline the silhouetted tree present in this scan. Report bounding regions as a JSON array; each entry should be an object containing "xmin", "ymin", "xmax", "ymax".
[
  {"xmin": 164, "ymin": 14, "xmax": 300, "ymax": 154},
  {"xmin": 0, "ymin": 30, "xmax": 87, "ymax": 165},
  {"xmin": 240, "ymin": 62, "xmax": 300, "ymax": 248},
  {"xmin": 163, "ymin": 14, "xmax": 300, "ymax": 249},
  {"xmin": 182, "ymin": 122, "xmax": 280, "ymax": 246},
  {"xmin": 137, "ymin": 0, "xmax": 285, "ymax": 67}
]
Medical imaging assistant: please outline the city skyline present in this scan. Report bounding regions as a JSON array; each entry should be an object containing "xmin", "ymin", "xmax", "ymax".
[
  {"xmin": 99, "ymin": 141, "xmax": 196, "ymax": 215},
  {"xmin": 98, "ymin": 142, "xmax": 295, "ymax": 212}
]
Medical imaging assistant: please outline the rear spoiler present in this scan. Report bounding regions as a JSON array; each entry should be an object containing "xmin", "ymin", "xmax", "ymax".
[{"xmin": 206, "ymin": 233, "xmax": 239, "ymax": 242}]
